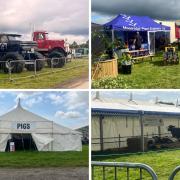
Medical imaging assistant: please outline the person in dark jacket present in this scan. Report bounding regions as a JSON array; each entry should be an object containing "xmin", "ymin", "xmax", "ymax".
[{"xmin": 134, "ymin": 32, "xmax": 143, "ymax": 50}]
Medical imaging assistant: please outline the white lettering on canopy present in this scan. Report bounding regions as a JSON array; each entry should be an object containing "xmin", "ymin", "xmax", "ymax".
[{"xmin": 121, "ymin": 14, "xmax": 137, "ymax": 27}]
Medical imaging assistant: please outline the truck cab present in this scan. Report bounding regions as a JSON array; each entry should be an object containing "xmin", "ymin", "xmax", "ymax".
[
  {"xmin": 0, "ymin": 34, "xmax": 37, "ymax": 55},
  {"xmin": 33, "ymin": 31, "xmax": 48, "ymax": 49},
  {"xmin": 32, "ymin": 31, "xmax": 65, "ymax": 53},
  {"xmin": 0, "ymin": 34, "xmax": 22, "ymax": 54}
]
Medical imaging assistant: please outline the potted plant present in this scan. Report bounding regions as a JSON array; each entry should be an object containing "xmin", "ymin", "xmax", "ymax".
[
  {"xmin": 113, "ymin": 38, "xmax": 126, "ymax": 59},
  {"xmin": 99, "ymin": 52, "xmax": 111, "ymax": 61},
  {"xmin": 118, "ymin": 53, "xmax": 132, "ymax": 74}
]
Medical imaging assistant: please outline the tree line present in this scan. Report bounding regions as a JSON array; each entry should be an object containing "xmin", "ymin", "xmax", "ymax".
[{"xmin": 69, "ymin": 40, "xmax": 89, "ymax": 49}]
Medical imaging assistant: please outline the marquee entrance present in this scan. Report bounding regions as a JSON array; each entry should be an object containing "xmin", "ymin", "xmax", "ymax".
[{"xmin": 5, "ymin": 133, "xmax": 37, "ymax": 151}]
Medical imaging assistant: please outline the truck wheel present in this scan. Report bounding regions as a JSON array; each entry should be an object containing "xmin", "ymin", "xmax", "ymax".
[
  {"xmin": 26, "ymin": 52, "xmax": 45, "ymax": 71},
  {"xmin": 47, "ymin": 51, "xmax": 65, "ymax": 68},
  {"xmin": 1, "ymin": 53, "xmax": 24, "ymax": 73}
]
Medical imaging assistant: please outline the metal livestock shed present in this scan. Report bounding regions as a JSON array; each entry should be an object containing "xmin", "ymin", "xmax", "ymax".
[{"xmin": 91, "ymin": 96, "xmax": 180, "ymax": 152}]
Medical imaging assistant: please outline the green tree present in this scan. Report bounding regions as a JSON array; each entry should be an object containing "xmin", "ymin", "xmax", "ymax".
[{"xmin": 70, "ymin": 41, "xmax": 79, "ymax": 48}]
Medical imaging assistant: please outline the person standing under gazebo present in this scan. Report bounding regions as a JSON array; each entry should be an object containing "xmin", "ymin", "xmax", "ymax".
[{"xmin": 134, "ymin": 32, "xmax": 143, "ymax": 50}]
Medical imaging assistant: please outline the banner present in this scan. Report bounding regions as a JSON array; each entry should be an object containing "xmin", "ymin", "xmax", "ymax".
[{"xmin": 143, "ymin": 118, "xmax": 164, "ymax": 126}]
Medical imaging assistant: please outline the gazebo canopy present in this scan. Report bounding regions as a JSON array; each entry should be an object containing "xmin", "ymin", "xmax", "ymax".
[{"xmin": 104, "ymin": 14, "xmax": 170, "ymax": 31}]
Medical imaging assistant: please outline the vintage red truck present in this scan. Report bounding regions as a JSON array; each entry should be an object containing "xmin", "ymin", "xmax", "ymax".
[{"xmin": 33, "ymin": 31, "xmax": 67, "ymax": 68}]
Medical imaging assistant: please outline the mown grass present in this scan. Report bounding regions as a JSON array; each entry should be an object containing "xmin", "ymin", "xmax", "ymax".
[
  {"xmin": 92, "ymin": 149, "xmax": 180, "ymax": 180},
  {"xmin": 0, "ymin": 145, "xmax": 88, "ymax": 168},
  {"xmin": 0, "ymin": 58, "xmax": 88, "ymax": 89},
  {"xmin": 92, "ymin": 52, "xmax": 180, "ymax": 89}
]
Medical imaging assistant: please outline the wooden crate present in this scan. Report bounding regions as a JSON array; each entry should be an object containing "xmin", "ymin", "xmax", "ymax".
[{"xmin": 92, "ymin": 59, "xmax": 118, "ymax": 80}]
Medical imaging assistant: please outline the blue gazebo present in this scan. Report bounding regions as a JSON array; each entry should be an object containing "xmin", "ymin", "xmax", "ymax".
[{"xmin": 104, "ymin": 14, "xmax": 171, "ymax": 54}]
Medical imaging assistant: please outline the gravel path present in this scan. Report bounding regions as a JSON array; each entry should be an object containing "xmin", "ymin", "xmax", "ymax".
[{"xmin": 0, "ymin": 167, "xmax": 88, "ymax": 180}]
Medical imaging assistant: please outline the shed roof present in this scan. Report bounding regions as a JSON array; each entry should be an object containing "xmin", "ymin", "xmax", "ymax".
[{"xmin": 92, "ymin": 97, "xmax": 180, "ymax": 116}]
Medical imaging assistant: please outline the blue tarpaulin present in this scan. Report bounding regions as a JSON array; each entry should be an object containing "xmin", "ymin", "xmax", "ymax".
[{"xmin": 104, "ymin": 14, "xmax": 170, "ymax": 31}]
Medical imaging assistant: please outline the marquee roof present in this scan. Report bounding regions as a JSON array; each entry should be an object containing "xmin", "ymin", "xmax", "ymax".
[{"xmin": 0, "ymin": 100, "xmax": 80, "ymax": 135}]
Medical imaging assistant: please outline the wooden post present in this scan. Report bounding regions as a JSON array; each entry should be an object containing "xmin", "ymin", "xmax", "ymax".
[{"xmin": 99, "ymin": 115, "xmax": 104, "ymax": 151}]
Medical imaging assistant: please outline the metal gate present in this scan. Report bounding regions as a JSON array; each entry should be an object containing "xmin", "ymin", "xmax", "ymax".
[
  {"xmin": 91, "ymin": 161, "xmax": 158, "ymax": 180},
  {"xmin": 169, "ymin": 166, "xmax": 180, "ymax": 180}
]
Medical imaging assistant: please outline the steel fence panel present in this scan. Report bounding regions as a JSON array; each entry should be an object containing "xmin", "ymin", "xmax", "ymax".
[{"xmin": 91, "ymin": 161, "xmax": 158, "ymax": 180}]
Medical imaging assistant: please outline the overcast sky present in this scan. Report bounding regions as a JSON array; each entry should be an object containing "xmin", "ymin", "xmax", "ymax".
[
  {"xmin": 92, "ymin": 91, "xmax": 180, "ymax": 104},
  {"xmin": 92, "ymin": 0, "xmax": 180, "ymax": 24},
  {"xmin": 0, "ymin": 91, "xmax": 89, "ymax": 129},
  {"xmin": 0, "ymin": 0, "xmax": 88, "ymax": 43}
]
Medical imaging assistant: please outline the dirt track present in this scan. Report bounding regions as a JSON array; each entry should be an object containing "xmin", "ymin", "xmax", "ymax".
[
  {"xmin": 0, "ymin": 167, "xmax": 88, "ymax": 180},
  {"xmin": 56, "ymin": 74, "xmax": 89, "ymax": 89}
]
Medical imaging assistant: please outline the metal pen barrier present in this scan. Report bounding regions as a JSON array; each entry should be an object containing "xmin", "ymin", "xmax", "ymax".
[
  {"xmin": 169, "ymin": 166, "xmax": 180, "ymax": 180},
  {"xmin": 91, "ymin": 161, "xmax": 158, "ymax": 180},
  {"xmin": 0, "ymin": 57, "xmax": 85, "ymax": 82}
]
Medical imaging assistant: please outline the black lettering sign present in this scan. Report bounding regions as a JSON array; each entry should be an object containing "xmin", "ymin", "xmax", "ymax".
[
  {"xmin": 27, "ymin": 124, "xmax": 30, "ymax": 129},
  {"xmin": 17, "ymin": 123, "xmax": 31, "ymax": 130}
]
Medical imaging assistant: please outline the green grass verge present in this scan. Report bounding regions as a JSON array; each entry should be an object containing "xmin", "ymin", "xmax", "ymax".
[
  {"xmin": 0, "ymin": 145, "xmax": 88, "ymax": 168},
  {"xmin": 92, "ymin": 52, "xmax": 180, "ymax": 89},
  {"xmin": 92, "ymin": 150, "xmax": 180, "ymax": 180},
  {"xmin": 0, "ymin": 59, "xmax": 88, "ymax": 89}
]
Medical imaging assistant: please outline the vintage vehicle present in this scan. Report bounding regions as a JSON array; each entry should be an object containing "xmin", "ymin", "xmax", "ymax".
[
  {"xmin": 0, "ymin": 34, "xmax": 44, "ymax": 73},
  {"xmin": 33, "ymin": 31, "xmax": 67, "ymax": 68}
]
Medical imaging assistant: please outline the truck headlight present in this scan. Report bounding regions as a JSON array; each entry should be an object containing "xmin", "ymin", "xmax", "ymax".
[{"xmin": 31, "ymin": 48, "xmax": 34, "ymax": 53}]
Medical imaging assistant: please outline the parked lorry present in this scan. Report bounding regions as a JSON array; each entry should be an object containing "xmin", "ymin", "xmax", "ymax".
[
  {"xmin": 32, "ymin": 31, "xmax": 67, "ymax": 68},
  {"xmin": 0, "ymin": 34, "xmax": 44, "ymax": 73}
]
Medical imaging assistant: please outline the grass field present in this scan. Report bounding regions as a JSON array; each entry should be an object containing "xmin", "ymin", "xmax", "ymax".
[
  {"xmin": 92, "ymin": 52, "xmax": 180, "ymax": 89},
  {"xmin": 0, "ymin": 59, "xmax": 88, "ymax": 89},
  {"xmin": 92, "ymin": 149, "xmax": 180, "ymax": 180},
  {"xmin": 0, "ymin": 145, "xmax": 88, "ymax": 168}
]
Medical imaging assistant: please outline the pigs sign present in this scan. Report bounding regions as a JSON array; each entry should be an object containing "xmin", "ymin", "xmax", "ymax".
[
  {"xmin": 12, "ymin": 122, "xmax": 35, "ymax": 131},
  {"xmin": 17, "ymin": 123, "xmax": 30, "ymax": 130}
]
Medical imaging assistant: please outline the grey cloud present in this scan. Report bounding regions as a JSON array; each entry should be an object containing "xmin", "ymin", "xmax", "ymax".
[
  {"xmin": 0, "ymin": 0, "xmax": 88, "ymax": 41},
  {"xmin": 92, "ymin": 0, "xmax": 180, "ymax": 20},
  {"xmin": 61, "ymin": 28, "xmax": 89, "ymax": 36}
]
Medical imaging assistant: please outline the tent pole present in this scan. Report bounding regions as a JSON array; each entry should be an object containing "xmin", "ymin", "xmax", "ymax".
[
  {"xmin": 29, "ymin": 134, "xmax": 31, "ymax": 150},
  {"xmin": 158, "ymin": 126, "xmax": 161, "ymax": 138},
  {"xmin": 126, "ymin": 31, "xmax": 128, "ymax": 47},
  {"xmin": 21, "ymin": 133, "xmax": 25, "ymax": 151},
  {"xmin": 51, "ymin": 121, "xmax": 54, "ymax": 151},
  {"xmin": 111, "ymin": 29, "xmax": 115, "ymax": 57},
  {"xmin": 132, "ymin": 118, "xmax": 134, "ymax": 136},
  {"xmin": 112, "ymin": 29, "xmax": 115, "ymax": 43},
  {"xmin": 148, "ymin": 31, "xmax": 150, "ymax": 53},
  {"xmin": 154, "ymin": 32, "xmax": 155, "ymax": 54},
  {"xmin": 30, "ymin": 134, "xmax": 33, "ymax": 150},
  {"xmin": 99, "ymin": 115, "xmax": 104, "ymax": 151},
  {"xmin": 140, "ymin": 112, "xmax": 144, "ymax": 152}
]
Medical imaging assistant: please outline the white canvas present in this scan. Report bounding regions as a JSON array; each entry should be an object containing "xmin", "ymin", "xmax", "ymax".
[{"xmin": 0, "ymin": 103, "xmax": 82, "ymax": 152}]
